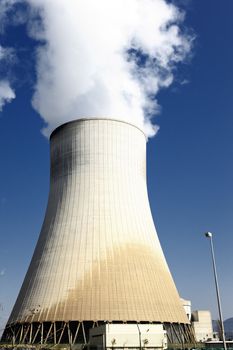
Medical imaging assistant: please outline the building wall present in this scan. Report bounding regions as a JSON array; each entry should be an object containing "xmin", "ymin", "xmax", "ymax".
[
  {"xmin": 192, "ymin": 310, "xmax": 213, "ymax": 342},
  {"xmin": 89, "ymin": 323, "xmax": 167, "ymax": 349}
]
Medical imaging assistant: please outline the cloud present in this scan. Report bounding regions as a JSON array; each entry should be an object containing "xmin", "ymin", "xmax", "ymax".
[
  {"xmin": 0, "ymin": 1, "xmax": 19, "ymax": 30},
  {"xmin": 0, "ymin": 15, "xmax": 15, "ymax": 111},
  {"xmin": 0, "ymin": 2, "xmax": 18, "ymax": 112},
  {"xmin": 0, "ymin": 46, "xmax": 6, "ymax": 60},
  {"xmin": 0, "ymin": 80, "xmax": 15, "ymax": 111},
  {"xmin": 180, "ymin": 79, "xmax": 190, "ymax": 85},
  {"xmin": 0, "ymin": 268, "xmax": 6, "ymax": 276}
]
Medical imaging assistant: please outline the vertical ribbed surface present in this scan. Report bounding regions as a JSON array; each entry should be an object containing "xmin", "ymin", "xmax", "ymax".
[{"xmin": 8, "ymin": 119, "xmax": 188, "ymax": 324}]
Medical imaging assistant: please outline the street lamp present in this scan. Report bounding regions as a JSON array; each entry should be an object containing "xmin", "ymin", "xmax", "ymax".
[{"xmin": 205, "ymin": 232, "xmax": 227, "ymax": 350}]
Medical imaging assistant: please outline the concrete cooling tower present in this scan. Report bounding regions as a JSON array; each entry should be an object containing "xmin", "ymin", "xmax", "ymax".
[{"xmin": 2, "ymin": 119, "xmax": 195, "ymax": 347}]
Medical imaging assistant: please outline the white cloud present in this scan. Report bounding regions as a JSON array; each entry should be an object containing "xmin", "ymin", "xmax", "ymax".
[
  {"xmin": 0, "ymin": 80, "xmax": 15, "ymax": 111},
  {"xmin": 180, "ymin": 79, "xmax": 190, "ymax": 85},
  {"xmin": 0, "ymin": 1, "xmax": 19, "ymax": 28},
  {"xmin": 0, "ymin": 45, "xmax": 14, "ymax": 63},
  {"xmin": 0, "ymin": 268, "xmax": 6, "ymax": 276},
  {"xmin": 0, "ymin": 46, "xmax": 5, "ymax": 60},
  {"xmin": 0, "ymin": 2, "xmax": 17, "ymax": 111}
]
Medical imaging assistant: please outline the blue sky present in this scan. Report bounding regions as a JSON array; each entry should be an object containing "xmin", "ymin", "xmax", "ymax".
[{"xmin": 0, "ymin": 0, "xmax": 233, "ymax": 332}]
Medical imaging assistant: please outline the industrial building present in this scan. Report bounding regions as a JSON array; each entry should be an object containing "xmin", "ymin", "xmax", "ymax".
[
  {"xmin": 1, "ymin": 119, "xmax": 195, "ymax": 348},
  {"xmin": 191, "ymin": 310, "xmax": 214, "ymax": 342},
  {"xmin": 89, "ymin": 324, "xmax": 168, "ymax": 350}
]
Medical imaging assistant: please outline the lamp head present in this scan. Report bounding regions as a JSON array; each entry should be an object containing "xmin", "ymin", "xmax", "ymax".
[{"xmin": 205, "ymin": 232, "xmax": 213, "ymax": 238}]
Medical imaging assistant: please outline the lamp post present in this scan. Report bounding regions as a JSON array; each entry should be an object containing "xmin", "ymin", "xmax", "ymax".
[{"xmin": 205, "ymin": 232, "xmax": 227, "ymax": 350}]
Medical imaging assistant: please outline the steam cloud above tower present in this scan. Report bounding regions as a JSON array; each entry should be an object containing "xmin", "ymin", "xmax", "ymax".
[{"xmin": 1, "ymin": 0, "xmax": 192, "ymax": 136}]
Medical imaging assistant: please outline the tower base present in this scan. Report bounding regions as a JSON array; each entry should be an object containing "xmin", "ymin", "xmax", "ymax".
[{"xmin": 1, "ymin": 320, "xmax": 196, "ymax": 348}]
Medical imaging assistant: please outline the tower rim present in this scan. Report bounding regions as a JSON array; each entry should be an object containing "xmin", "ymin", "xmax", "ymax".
[{"xmin": 50, "ymin": 117, "xmax": 147, "ymax": 140}]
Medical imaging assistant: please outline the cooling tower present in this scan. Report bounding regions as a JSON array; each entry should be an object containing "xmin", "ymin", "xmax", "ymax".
[{"xmin": 2, "ymin": 118, "xmax": 194, "ymax": 346}]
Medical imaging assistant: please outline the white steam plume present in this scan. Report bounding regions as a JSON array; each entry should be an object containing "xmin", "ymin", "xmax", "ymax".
[{"xmin": 10, "ymin": 0, "xmax": 192, "ymax": 136}]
